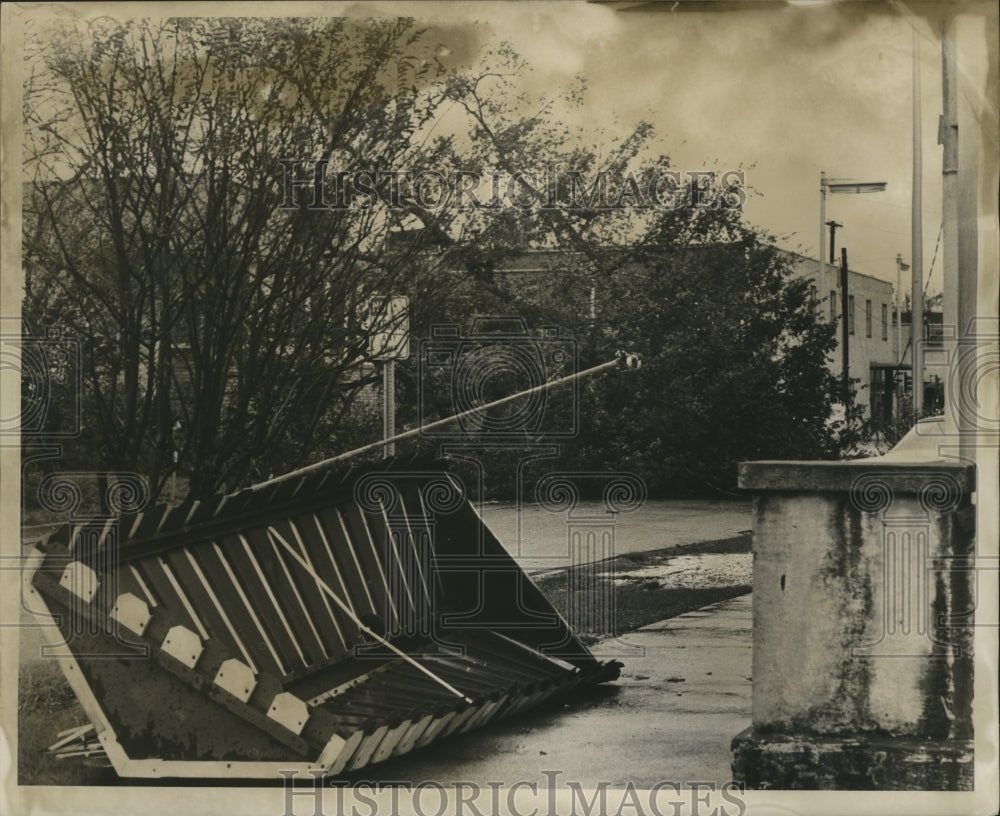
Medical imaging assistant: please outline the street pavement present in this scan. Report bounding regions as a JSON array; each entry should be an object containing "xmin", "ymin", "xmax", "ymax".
[
  {"xmin": 479, "ymin": 498, "xmax": 752, "ymax": 573},
  {"xmin": 436, "ymin": 500, "xmax": 756, "ymax": 788},
  {"xmin": 351, "ymin": 594, "xmax": 753, "ymax": 789}
]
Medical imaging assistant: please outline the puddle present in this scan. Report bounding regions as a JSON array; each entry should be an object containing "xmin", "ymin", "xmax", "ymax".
[{"xmin": 604, "ymin": 553, "xmax": 752, "ymax": 590}]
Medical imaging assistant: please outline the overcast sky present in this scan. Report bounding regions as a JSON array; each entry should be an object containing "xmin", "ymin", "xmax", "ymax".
[
  {"xmin": 13, "ymin": 2, "xmax": 995, "ymax": 295},
  {"xmin": 350, "ymin": 0, "xmax": 995, "ymax": 295}
]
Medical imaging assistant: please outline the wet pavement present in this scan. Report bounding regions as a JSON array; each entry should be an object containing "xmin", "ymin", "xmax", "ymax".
[
  {"xmin": 350, "ymin": 594, "xmax": 753, "ymax": 788},
  {"xmin": 480, "ymin": 499, "xmax": 752, "ymax": 574}
]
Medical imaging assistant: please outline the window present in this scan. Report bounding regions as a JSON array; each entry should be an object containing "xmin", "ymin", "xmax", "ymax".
[
  {"xmin": 881, "ymin": 304, "xmax": 888, "ymax": 340},
  {"xmin": 865, "ymin": 299, "xmax": 872, "ymax": 338},
  {"xmin": 810, "ymin": 284, "xmax": 818, "ymax": 313},
  {"xmin": 848, "ymin": 295, "xmax": 855, "ymax": 335},
  {"xmin": 829, "ymin": 290, "xmax": 837, "ymax": 322}
]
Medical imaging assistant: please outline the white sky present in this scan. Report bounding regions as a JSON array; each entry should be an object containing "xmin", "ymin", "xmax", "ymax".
[
  {"xmin": 347, "ymin": 0, "xmax": 996, "ymax": 295},
  {"xmin": 12, "ymin": 1, "xmax": 997, "ymax": 295}
]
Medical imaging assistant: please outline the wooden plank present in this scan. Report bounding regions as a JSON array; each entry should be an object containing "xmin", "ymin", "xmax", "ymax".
[
  {"xmin": 397, "ymin": 483, "xmax": 437, "ymax": 613},
  {"xmin": 304, "ymin": 512, "xmax": 364, "ymax": 648},
  {"xmin": 325, "ymin": 730, "xmax": 367, "ymax": 776},
  {"xmin": 369, "ymin": 719, "xmax": 412, "ymax": 764},
  {"xmin": 413, "ymin": 711, "xmax": 459, "ymax": 749},
  {"xmin": 335, "ymin": 502, "xmax": 397, "ymax": 631},
  {"xmin": 391, "ymin": 713, "xmax": 434, "ymax": 757},
  {"xmin": 129, "ymin": 557, "xmax": 208, "ymax": 640},
  {"xmin": 273, "ymin": 518, "xmax": 348, "ymax": 658},
  {"xmin": 237, "ymin": 528, "xmax": 311, "ymax": 672},
  {"xmin": 368, "ymin": 503, "xmax": 418, "ymax": 631},
  {"xmin": 264, "ymin": 526, "xmax": 331, "ymax": 666},
  {"xmin": 238, "ymin": 527, "xmax": 326, "ymax": 669},
  {"xmin": 347, "ymin": 725, "xmax": 390, "ymax": 772},
  {"xmin": 437, "ymin": 704, "xmax": 480, "ymax": 739},
  {"xmin": 216, "ymin": 532, "xmax": 302, "ymax": 676},
  {"xmin": 160, "ymin": 547, "xmax": 257, "ymax": 672},
  {"xmin": 312, "ymin": 507, "xmax": 375, "ymax": 625},
  {"xmin": 196, "ymin": 540, "xmax": 289, "ymax": 677}
]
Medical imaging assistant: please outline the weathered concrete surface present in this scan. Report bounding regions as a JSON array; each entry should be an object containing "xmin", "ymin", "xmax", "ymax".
[
  {"xmin": 348, "ymin": 595, "xmax": 753, "ymax": 788},
  {"xmin": 731, "ymin": 729, "xmax": 973, "ymax": 791},
  {"xmin": 749, "ymin": 491, "xmax": 974, "ymax": 737},
  {"xmin": 736, "ymin": 458, "xmax": 975, "ymax": 790}
]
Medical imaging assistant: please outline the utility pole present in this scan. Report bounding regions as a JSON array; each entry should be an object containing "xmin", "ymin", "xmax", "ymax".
[
  {"xmin": 911, "ymin": 24, "xmax": 924, "ymax": 420},
  {"xmin": 840, "ymin": 247, "xmax": 851, "ymax": 411},
  {"xmin": 819, "ymin": 175, "xmax": 886, "ymax": 331},
  {"xmin": 826, "ymin": 220, "xmax": 843, "ymax": 264},
  {"xmin": 939, "ymin": 16, "xmax": 958, "ymax": 431},
  {"xmin": 819, "ymin": 171, "xmax": 827, "ymax": 318}
]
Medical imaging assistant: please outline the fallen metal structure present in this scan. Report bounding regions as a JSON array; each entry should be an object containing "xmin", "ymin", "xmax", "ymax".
[{"xmin": 27, "ymin": 457, "xmax": 620, "ymax": 779}]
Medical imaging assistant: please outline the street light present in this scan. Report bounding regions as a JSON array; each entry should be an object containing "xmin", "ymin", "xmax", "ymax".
[
  {"xmin": 827, "ymin": 180, "xmax": 889, "ymax": 195},
  {"xmin": 818, "ymin": 173, "xmax": 888, "ymax": 298},
  {"xmin": 817, "ymin": 172, "xmax": 887, "ymax": 411}
]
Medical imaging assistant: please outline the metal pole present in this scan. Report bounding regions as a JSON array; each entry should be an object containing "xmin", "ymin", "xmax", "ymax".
[
  {"xmin": 383, "ymin": 359, "xmax": 395, "ymax": 458},
  {"xmin": 940, "ymin": 16, "xmax": 959, "ymax": 430},
  {"xmin": 840, "ymin": 248, "xmax": 850, "ymax": 409},
  {"xmin": 819, "ymin": 171, "xmax": 827, "ymax": 317},
  {"xmin": 895, "ymin": 253, "xmax": 904, "ymax": 401},
  {"xmin": 953, "ymin": 15, "xmax": 979, "ymax": 458},
  {"xmin": 250, "ymin": 355, "xmax": 631, "ymax": 491},
  {"xmin": 911, "ymin": 25, "xmax": 924, "ymax": 420}
]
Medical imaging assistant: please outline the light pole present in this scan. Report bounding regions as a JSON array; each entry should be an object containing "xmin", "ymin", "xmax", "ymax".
[
  {"xmin": 171, "ymin": 420, "xmax": 182, "ymax": 503},
  {"xmin": 361, "ymin": 295, "xmax": 409, "ymax": 459},
  {"xmin": 819, "ymin": 174, "xmax": 887, "ymax": 306},
  {"xmin": 817, "ymin": 175, "xmax": 887, "ymax": 409}
]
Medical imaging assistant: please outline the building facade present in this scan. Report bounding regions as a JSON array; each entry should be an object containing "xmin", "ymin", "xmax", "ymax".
[{"xmin": 783, "ymin": 251, "xmax": 900, "ymax": 420}]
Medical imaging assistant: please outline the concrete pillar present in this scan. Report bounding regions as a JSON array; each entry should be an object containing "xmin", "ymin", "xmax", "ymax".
[{"xmin": 731, "ymin": 458, "xmax": 975, "ymax": 790}]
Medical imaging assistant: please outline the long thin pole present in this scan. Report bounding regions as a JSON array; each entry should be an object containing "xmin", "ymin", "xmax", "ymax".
[
  {"xmin": 819, "ymin": 171, "xmax": 827, "ymax": 317},
  {"xmin": 895, "ymin": 253, "xmax": 904, "ymax": 394},
  {"xmin": 911, "ymin": 25, "xmax": 924, "ymax": 419},
  {"xmin": 953, "ymin": 15, "xmax": 979, "ymax": 459},
  {"xmin": 940, "ymin": 17, "xmax": 959, "ymax": 431},
  {"xmin": 840, "ymin": 247, "xmax": 850, "ymax": 409},
  {"xmin": 250, "ymin": 356, "xmax": 626, "ymax": 492},
  {"xmin": 382, "ymin": 360, "xmax": 395, "ymax": 458}
]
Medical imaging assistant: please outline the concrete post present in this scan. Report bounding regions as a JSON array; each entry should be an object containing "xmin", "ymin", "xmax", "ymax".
[{"xmin": 731, "ymin": 458, "xmax": 975, "ymax": 790}]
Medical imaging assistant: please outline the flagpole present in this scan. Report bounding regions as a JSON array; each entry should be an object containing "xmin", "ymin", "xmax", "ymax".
[{"xmin": 911, "ymin": 24, "xmax": 924, "ymax": 419}]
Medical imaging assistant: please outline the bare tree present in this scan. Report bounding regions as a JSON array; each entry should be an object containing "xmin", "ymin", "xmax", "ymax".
[{"xmin": 23, "ymin": 16, "xmax": 497, "ymax": 500}]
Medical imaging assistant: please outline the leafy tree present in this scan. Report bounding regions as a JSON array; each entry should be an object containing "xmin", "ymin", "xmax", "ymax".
[
  {"xmin": 426, "ymin": 54, "xmax": 843, "ymax": 494},
  {"xmin": 23, "ymin": 22, "xmax": 850, "ymax": 504},
  {"xmin": 579, "ymin": 237, "xmax": 839, "ymax": 494}
]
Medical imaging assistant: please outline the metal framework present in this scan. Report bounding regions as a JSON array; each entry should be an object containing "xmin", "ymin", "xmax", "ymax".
[{"xmin": 27, "ymin": 456, "xmax": 620, "ymax": 779}]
